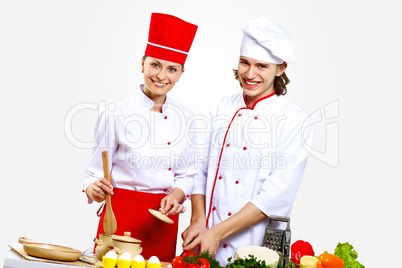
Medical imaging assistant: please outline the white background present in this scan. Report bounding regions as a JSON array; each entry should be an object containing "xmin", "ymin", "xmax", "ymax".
[{"xmin": 1, "ymin": 1, "xmax": 401, "ymax": 267}]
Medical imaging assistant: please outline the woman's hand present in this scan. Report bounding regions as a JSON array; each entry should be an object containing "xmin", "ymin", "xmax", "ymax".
[
  {"xmin": 86, "ymin": 177, "xmax": 114, "ymax": 203},
  {"xmin": 160, "ymin": 188, "xmax": 185, "ymax": 216}
]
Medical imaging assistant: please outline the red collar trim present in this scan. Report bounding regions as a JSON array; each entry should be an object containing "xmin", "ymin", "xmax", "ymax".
[{"xmin": 243, "ymin": 92, "xmax": 276, "ymax": 110}]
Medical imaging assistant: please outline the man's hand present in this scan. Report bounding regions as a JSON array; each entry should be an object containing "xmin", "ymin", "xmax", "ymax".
[
  {"xmin": 183, "ymin": 226, "xmax": 222, "ymax": 257},
  {"xmin": 181, "ymin": 218, "xmax": 206, "ymax": 249}
]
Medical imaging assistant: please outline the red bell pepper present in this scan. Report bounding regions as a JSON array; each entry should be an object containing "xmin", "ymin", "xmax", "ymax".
[{"xmin": 291, "ymin": 240, "xmax": 315, "ymax": 264}]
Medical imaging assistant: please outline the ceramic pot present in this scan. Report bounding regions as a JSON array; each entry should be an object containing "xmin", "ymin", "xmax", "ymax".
[
  {"xmin": 110, "ymin": 232, "xmax": 142, "ymax": 258},
  {"xmin": 94, "ymin": 233, "xmax": 113, "ymax": 260}
]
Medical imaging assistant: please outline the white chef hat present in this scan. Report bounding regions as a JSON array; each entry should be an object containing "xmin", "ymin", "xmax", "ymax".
[{"xmin": 240, "ymin": 17, "xmax": 295, "ymax": 64}]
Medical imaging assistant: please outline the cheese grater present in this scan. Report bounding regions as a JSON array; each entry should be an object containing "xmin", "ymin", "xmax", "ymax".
[{"xmin": 262, "ymin": 215, "xmax": 291, "ymax": 267}]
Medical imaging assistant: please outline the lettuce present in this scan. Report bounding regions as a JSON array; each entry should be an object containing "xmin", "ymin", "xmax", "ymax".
[{"xmin": 334, "ymin": 242, "xmax": 364, "ymax": 268}]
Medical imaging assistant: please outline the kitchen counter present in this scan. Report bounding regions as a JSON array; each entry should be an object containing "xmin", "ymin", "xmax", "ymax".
[
  {"xmin": 4, "ymin": 249, "xmax": 83, "ymax": 268},
  {"xmin": 4, "ymin": 244, "xmax": 98, "ymax": 268},
  {"xmin": 4, "ymin": 244, "xmax": 171, "ymax": 268}
]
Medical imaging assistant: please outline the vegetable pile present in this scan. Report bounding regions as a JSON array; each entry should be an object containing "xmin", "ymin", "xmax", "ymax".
[
  {"xmin": 286, "ymin": 241, "xmax": 364, "ymax": 268},
  {"xmin": 172, "ymin": 251, "xmax": 214, "ymax": 268},
  {"xmin": 173, "ymin": 250, "xmax": 277, "ymax": 268},
  {"xmin": 172, "ymin": 241, "xmax": 364, "ymax": 268}
]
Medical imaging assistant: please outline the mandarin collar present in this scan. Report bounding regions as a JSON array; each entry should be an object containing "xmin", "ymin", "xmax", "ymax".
[
  {"xmin": 135, "ymin": 84, "xmax": 171, "ymax": 113},
  {"xmin": 242, "ymin": 92, "xmax": 277, "ymax": 110}
]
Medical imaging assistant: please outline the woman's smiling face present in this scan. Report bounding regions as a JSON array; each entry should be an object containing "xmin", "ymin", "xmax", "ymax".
[{"xmin": 142, "ymin": 56, "xmax": 184, "ymax": 101}]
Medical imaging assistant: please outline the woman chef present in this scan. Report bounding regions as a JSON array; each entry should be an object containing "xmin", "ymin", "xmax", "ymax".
[
  {"xmin": 182, "ymin": 17, "xmax": 313, "ymax": 265},
  {"xmin": 82, "ymin": 13, "xmax": 198, "ymax": 262}
]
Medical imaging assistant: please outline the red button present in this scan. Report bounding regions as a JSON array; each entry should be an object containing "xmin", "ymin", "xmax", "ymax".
[
  {"xmin": 223, "ymin": 244, "xmax": 227, "ymax": 248},
  {"xmin": 164, "ymin": 116, "xmax": 167, "ymax": 119},
  {"xmin": 254, "ymin": 116, "xmax": 258, "ymax": 119},
  {"xmin": 238, "ymin": 113, "xmax": 241, "ymax": 117},
  {"xmin": 186, "ymin": 195, "xmax": 190, "ymax": 198},
  {"xmin": 168, "ymin": 167, "xmax": 172, "ymax": 171},
  {"xmin": 82, "ymin": 190, "xmax": 85, "ymax": 193},
  {"xmin": 212, "ymin": 207, "xmax": 216, "ymax": 211},
  {"xmin": 219, "ymin": 176, "xmax": 222, "ymax": 180},
  {"xmin": 226, "ymin": 144, "xmax": 230, "ymax": 147},
  {"xmin": 167, "ymin": 142, "xmax": 171, "ymax": 145},
  {"xmin": 228, "ymin": 212, "xmax": 232, "ymax": 216},
  {"xmin": 235, "ymin": 180, "xmax": 239, "ymax": 184},
  {"xmin": 243, "ymin": 147, "xmax": 247, "ymax": 150}
]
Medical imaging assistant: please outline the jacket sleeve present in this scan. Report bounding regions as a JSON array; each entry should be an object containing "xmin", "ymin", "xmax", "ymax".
[
  {"xmin": 191, "ymin": 107, "xmax": 216, "ymax": 196},
  {"xmin": 250, "ymin": 110, "xmax": 313, "ymax": 217},
  {"xmin": 82, "ymin": 109, "xmax": 118, "ymax": 204},
  {"xmin": 172, "ymin": 110, "xmax": 206, "ymax": 199}
]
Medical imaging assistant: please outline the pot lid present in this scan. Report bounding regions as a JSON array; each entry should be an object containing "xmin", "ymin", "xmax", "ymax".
[{"xmin": 112, "ymin": 232, "xmax": 142, "ymax": 243}]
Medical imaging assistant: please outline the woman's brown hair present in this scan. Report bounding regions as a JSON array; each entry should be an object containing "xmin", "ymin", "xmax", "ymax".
[{"xmin": 233, "ymin": 63, "xmax": 290, "ymax": 95}]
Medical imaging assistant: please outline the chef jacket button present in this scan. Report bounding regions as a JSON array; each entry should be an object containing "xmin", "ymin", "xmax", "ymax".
[
  {"xmin": 186, "ymin": 195, "xmax": 190, "ymax": 198},
  {"xmin": 243, "ymin": 147, "xmax": 247, "ymax": 150},
  {"xmin": 167, "ymin": 142, "xmax": 171, "ymax": 145},
  {"xmin": 238, "ymin": 113, "xmax": 242, "ymax": 117},
  {"xmin": 168, "ymin": 167, "xmax": 172, "ymax": 171},
  {"xmin": 235, "ymin": 180, "xmax": 239, "ymax": 184},
  {"xmin": 219, "ymin": 175, "xmax": 222, "ymax": 180},
  {"xmin": 82, "ymin": 190, "xmax": 85, "ymax": 193},
  {"xmin": 223, "ymin": 244, "xmax": 227, "ymax": 248},
  {"xmin": 212, "ymin": 206, "xmax": 216, "ymax": 211},
  {"xmin": 164, "ymin": 116, "xmax": 167, "ymax": 119},
  {"xmin": 254, "ymin": 116, "xmax": 258, "ymax": 119},
  {"xmin": 228, "ymin": 212, "xmax": 232, "ymax": 216},
  {"xmin": 226, "ymin": 143, "xmax": 230, "ymax": 147}
]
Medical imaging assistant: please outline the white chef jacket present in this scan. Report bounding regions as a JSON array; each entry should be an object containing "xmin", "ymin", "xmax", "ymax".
[
  {"xmin": 82, "ymin": 84, "xmax": 197, "ymax": 203},
  {"xmin": 192, "ymin": 92, "xmax": 313, "ymax": 265}
]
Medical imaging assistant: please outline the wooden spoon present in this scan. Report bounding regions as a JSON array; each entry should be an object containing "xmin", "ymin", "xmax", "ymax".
[{"xmin": 102, "ymin": 151, "xmax": 117, "ymax": 235}]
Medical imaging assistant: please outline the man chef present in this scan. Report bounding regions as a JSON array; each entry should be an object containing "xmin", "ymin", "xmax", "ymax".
[{"xmin": 182, "ymin": 17, "xmax": 313, "ymax": 265}]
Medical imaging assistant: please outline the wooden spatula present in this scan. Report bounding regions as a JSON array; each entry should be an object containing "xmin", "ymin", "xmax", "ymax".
[{"xmin": 102, "ymin": 151, "xmax": 117, "ymax": 235}]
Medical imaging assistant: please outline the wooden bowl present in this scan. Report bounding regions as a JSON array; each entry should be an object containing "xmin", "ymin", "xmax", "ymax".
[{"xmin": 19, "ymin": 237, "xmax": 81, "ymax": 262}]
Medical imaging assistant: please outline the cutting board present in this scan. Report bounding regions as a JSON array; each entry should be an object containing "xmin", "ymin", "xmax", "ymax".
[
  {"xmin": 9, "ymin": 243, "xmax": 98, "ymax": 267},
  {"xmin": 9, "ymin": 243, "xmax": 171, "ymax": 267}
]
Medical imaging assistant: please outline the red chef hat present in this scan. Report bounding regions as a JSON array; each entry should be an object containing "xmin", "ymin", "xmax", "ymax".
[{"xmin": 145, "ymin": 13, "xmax": 198, "ymax": 65}]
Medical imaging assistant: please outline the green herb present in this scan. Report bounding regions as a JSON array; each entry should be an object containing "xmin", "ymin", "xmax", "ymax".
[
  {"xmin": 198, "ymin": 251, "xmax": 222, "ymax": 268},
  {"xmin": 284, "ymin": 260, "xmax": 296, "ymax": 268},
  {"xmin": 333, "ymin": 242, "xmax": 364, "ymax": 268},
  {"xmin": 183, "ymin": 251, "xmax": 222, "ymax": 268},
  {"xmin": 184, "ymin": 251, "xmax": 283, "ymax": 268},
  {"xmin": 225, "ymin": 254, "xmax": 278, "ymax": 268}
]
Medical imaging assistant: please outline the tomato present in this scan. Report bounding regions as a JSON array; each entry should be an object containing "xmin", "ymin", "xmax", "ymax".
[
  {"xmin": 316, "ymin": 253, "xmax": 344, "ymax": 268},
  {"xmin": 172, "ymin": 256, "xmax": 186, "ymax": 268},
  {"xmin": 181, "ymin": 250, "xmax": 197, "ymax": 258},
  {"xmin": 186, "ymin": 264, "xmax": 200, "ymax": 268},
  {"xmin": 197, "ymin": 258, "xmax": 210, "ymax": 268}
]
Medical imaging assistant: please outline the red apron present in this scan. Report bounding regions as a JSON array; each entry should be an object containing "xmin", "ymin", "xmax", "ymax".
[{"xmin": 95, "ymin": 188, "xmax": 179, "ymax": 262}]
